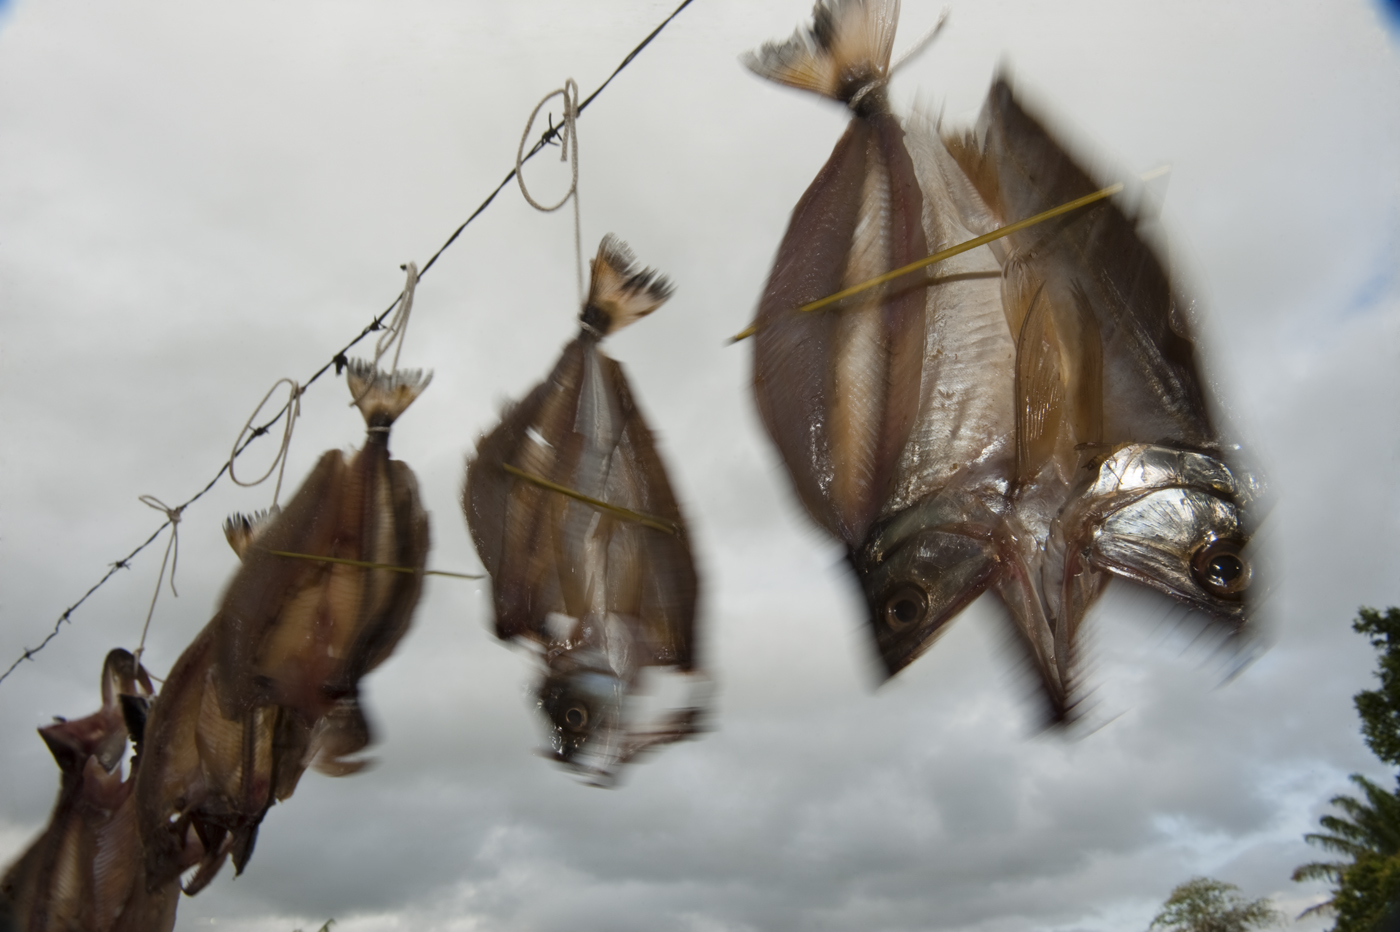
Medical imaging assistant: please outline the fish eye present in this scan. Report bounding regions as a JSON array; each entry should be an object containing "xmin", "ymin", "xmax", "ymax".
[
  {"xmin": 882, "ymin": 584, "xmax": 928, "ymax": 632},
  {"xmin": 1190, "ymin": 538, "xmax": 1250, "ymax": 599},
  {"xmin": 561, "ymin": 704, "xmax": 589, "ymax": 731}
]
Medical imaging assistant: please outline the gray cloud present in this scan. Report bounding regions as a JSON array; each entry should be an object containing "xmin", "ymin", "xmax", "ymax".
[{"xmin": 1, "ymin": 0, "xmax": 1397, "ymax": 930}]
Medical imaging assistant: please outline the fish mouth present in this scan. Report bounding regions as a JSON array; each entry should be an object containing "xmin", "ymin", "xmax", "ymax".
[{"xmin": 853, "ymin": 524, "xmax": 1002, "ymax": 679}]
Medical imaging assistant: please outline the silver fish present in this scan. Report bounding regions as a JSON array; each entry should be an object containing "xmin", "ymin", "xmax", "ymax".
[
  {"xmin": 944, "ymin": 77, "xmax": 1261, "ymax": 689},
  {"xmin": 464, "ymin": 235, "xmax": 705, "ymax": 783},
  {"xmin": 0, "ymin": 650, "xmax": 177, "ymax": 932},
  {"xmin": 746, "ymin": 0, "xmax": 1069, "ymax": 715}
]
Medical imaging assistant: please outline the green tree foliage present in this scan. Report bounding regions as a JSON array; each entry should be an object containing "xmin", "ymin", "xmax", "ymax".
[
  {"xmin": 1294, "ymin": 607, "xmax": 1400, "ymax": 930},
  {"xmin": 1354, "ymin": 608, "xmax": 1400, "ymax": 768},
  {"xmin": 1150, "ymin": 877, "xmax": 1280, "ymax": 932}
]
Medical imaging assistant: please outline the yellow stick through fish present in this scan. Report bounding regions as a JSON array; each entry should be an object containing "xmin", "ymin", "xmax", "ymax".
[
  {"xmin": 263, "ymin": 550, "xmax": 484, "ymax": 580},
  {"xmin": 729, "ymin": 166, "xmax": 1171, "ymax": 343},
  {"xmin": 501, "ymin": 463, "xmax": 680, "ymax": 536}
]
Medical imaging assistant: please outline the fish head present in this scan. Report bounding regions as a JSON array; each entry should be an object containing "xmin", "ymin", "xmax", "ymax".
[
  {"xmin": 854, "ymin": 492, "xmax": 1005, "ymax": 679},
  {"xmin": 1066, "ymin": 444, "xmax": 1254, "ymax": 632},
  {"xmin": 535, "ymin": 650, "xmax": 627, "ymax": 776}
]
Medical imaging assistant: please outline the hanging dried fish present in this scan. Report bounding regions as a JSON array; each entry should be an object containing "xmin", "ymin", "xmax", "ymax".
[
  {"xmin": 744, "ymin": 0, "xmax": 1069, "ymax": 715},
  {"xmin": 0, "ymin": 649, "xmax": 177, "ymax": 932},
  {"xmin": 135, "ymin": 362, "xmax": 430, "ymax": 892},
  {"xmin": 464, "ymin": 235, "xmax": 705, "ymax": 783},
  {"xmin": 943, "ymin": 77, "xmax": 1262, "ymax": 687}
]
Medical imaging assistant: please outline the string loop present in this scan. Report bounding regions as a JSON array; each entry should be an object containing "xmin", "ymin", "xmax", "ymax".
[
  {"xmin": 230, "ymin": 378, "xmax": 302, "ymax": 508},
  {"xmin": 371, "ymin": 262, "xmax": 419, "ymax": 374},
  {"xmin": 133, "ymin": 495, "xmax": 184, "ymax": 664},
  {"xmin": 517, "ymin": 79, "xmax": 584, "ymax": 303}
]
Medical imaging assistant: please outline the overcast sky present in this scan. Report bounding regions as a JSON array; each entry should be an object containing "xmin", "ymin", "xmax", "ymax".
[{"xmin": 2, "ymin": 1, "xmax": 1399, "ymax": 930}]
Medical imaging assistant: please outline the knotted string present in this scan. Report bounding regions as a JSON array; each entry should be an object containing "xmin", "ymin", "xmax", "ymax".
[
  {"xmin": 133, "ymin": 495, "xmax": 183, "ymax": 665},
  {"xmin": 230, "ymin": 377, "xmax": 302, "ymax": 508},
  {"xmin": 517, "ymin": 79, "xmax": 583, "ymax": 304}
]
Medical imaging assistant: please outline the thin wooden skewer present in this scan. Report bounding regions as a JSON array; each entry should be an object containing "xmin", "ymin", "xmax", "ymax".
[
  {"xmin": 263, "ymin": 549, "xmax": 484, "ymax": 579},
  {"xmin": 729, "ymin": 166, "xmax": 1170, "ymax": 343},
  {"xmin": 501, "ymin": 463, "xmax": 680, "ymax": 536}
]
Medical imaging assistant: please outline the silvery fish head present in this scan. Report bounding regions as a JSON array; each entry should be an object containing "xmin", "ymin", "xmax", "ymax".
[
  {"xmin": 1068, "ymin": 444, "xmax": 1254, "ymax": 630},
  {"xmin": 853, "ymin": 492, "xmax": 1004, "ymax": 678},
  {"xmin": 536, "ymin": 649, "xmax": 627, "ymax": 778}
]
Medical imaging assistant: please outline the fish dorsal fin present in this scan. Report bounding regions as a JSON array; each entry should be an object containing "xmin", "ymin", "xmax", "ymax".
[
  {"xmin": 1013, "ymin": 283, "xmax": 1065, "ymax": 485},
  {"xmin": 346, "ymin": 358, "xmax": 432, "ymax": 428},
  {"xmin": 222, "ymin": 507, "xmax": 280, "ymax": 561},
  {"xmin": 580, "ymin": 235, "xmax": 674, "ymax": 337},
  {"xmin": 742, "ymin": 0, "xmax": 899, "ymax": 105}
]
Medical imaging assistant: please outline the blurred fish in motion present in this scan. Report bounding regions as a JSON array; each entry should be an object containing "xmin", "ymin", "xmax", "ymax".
[
  {"xmin": 743, "ymin": 0, "xmax": 1068, "ymax": 716},
  {"xmin": 944, "ymin": 77, "xmax": 1264, "ymax": 695},
  {"xmin": 135, "ymin": 361, "xmax": 431, "ymax": 892},
  {"xmin": 464, "ymin": 235, "xmax": 706, "ymax": 784},
  {"xmin": 743, "ymin": 0, "xmax": 1262, "ymax": 718},
  {"xmin": 0, "ymin": 649, "xmax": 178, "ymax": 932}
]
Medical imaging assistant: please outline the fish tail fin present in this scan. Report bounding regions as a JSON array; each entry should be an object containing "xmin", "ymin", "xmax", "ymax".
[
  {"xmin": 346, "ymin": 359, "xmax": 432, "ymax": 427},
  {"xmin": 742, "ymin": 0, "xmax": 899, "ymax": 104},
  {"xmin": 222, "ymin": 507, "xmax": 280, "ymax": 561},
  {"xmin": 580, "ymin": 235, "xmax": 674, "ymax": 336}
]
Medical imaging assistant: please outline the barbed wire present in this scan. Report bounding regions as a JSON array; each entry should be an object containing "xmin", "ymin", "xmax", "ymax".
[{"xmin": 0, "ymin": 0, "xmax": 698, "ymax": 688}]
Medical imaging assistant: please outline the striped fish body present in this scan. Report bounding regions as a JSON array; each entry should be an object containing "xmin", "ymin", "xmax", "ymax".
[
  {"xmin": 136, "ymin": 363, "xmax": 429, "ymax": 893},
  {"xmin": 464, "ymin": 236, "xmax": 702, "ymax": 781},
  {"xmin": 745, "ymin": 1, "xmax": 1069, "ymax": 717}
]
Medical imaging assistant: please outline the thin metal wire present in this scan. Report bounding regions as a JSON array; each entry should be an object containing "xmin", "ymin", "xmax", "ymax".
[{"xmin": 0, "ymin": 0, "xmax": 699, "ymax": 688}]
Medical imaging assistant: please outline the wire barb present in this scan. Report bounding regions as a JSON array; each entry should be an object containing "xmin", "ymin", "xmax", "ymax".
[{"xmin": 0, "ymin": 0, "xmax": 699, "ymax": 689}]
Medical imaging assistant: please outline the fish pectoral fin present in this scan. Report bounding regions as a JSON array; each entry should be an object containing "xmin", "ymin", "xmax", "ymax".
[{"xmin": 1013, "ymin": 283, "xmax": 1065, "ymax": 484}]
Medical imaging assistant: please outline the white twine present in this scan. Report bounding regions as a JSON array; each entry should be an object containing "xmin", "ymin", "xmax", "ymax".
[
  {"xmin": 370, "ymin": 261, "xmax": 419, "ymax": 374},
  {"xmin": 230, "ymin": 377, "xmax": 302, "ymax": 508},
  {"xmin": 348, "ymin": 262, "xmax": 420, "ymax": 408},
  {"xmin": 517, "ymin": 78, "xmax": 584, "ymax": 304},
  {"xmin": 890, "ymin": 9, "xmax": 950, "ymax": 74},
  {"xmin": 133, "ymin": 495, "xmax": 183, "ymax": 665}
]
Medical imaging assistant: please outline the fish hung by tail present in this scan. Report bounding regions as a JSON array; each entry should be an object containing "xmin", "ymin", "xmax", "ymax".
[
  {"xmin": 742, "ymin": 0, "xmax": 899, "ymax": 107},
  {"xmin": 347, "ymin": 358, "xmax": 432, "ymax": 429},
  {"xmin": 579, "ymin": 235, "xmax": 674, "ymax": 337}
]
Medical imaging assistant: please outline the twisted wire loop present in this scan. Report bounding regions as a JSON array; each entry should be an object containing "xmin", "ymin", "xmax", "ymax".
[
  {"xmin": 517, "ymin": 78, "xmax": 584, "ymax": 303},
  {"xmin": 230, "ymin": 377, "xmax": 303, "ymax": 508},
  {"xmin": 133, "ymin": 496, "xmax": 184, "ymax": 665}
]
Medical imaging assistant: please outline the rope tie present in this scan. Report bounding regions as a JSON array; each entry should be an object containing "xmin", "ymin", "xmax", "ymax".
[
  {"xmin": 230, "ymin": 378, "xmax": 302, "ymax": 508},
  {"xmin": 517, "ymin": 79, "xmax": 583, "ymax": 304},
  {"xmin": 370, "ymin": 262, "xmax": 419, "ymax": 374},
  {"xmin": 133, "ymin": 495, "xmax": 183, "ymax": 665},
  {"xmin": 349, "ymin": 261, "xmax": 420, "ymax": 408}
]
